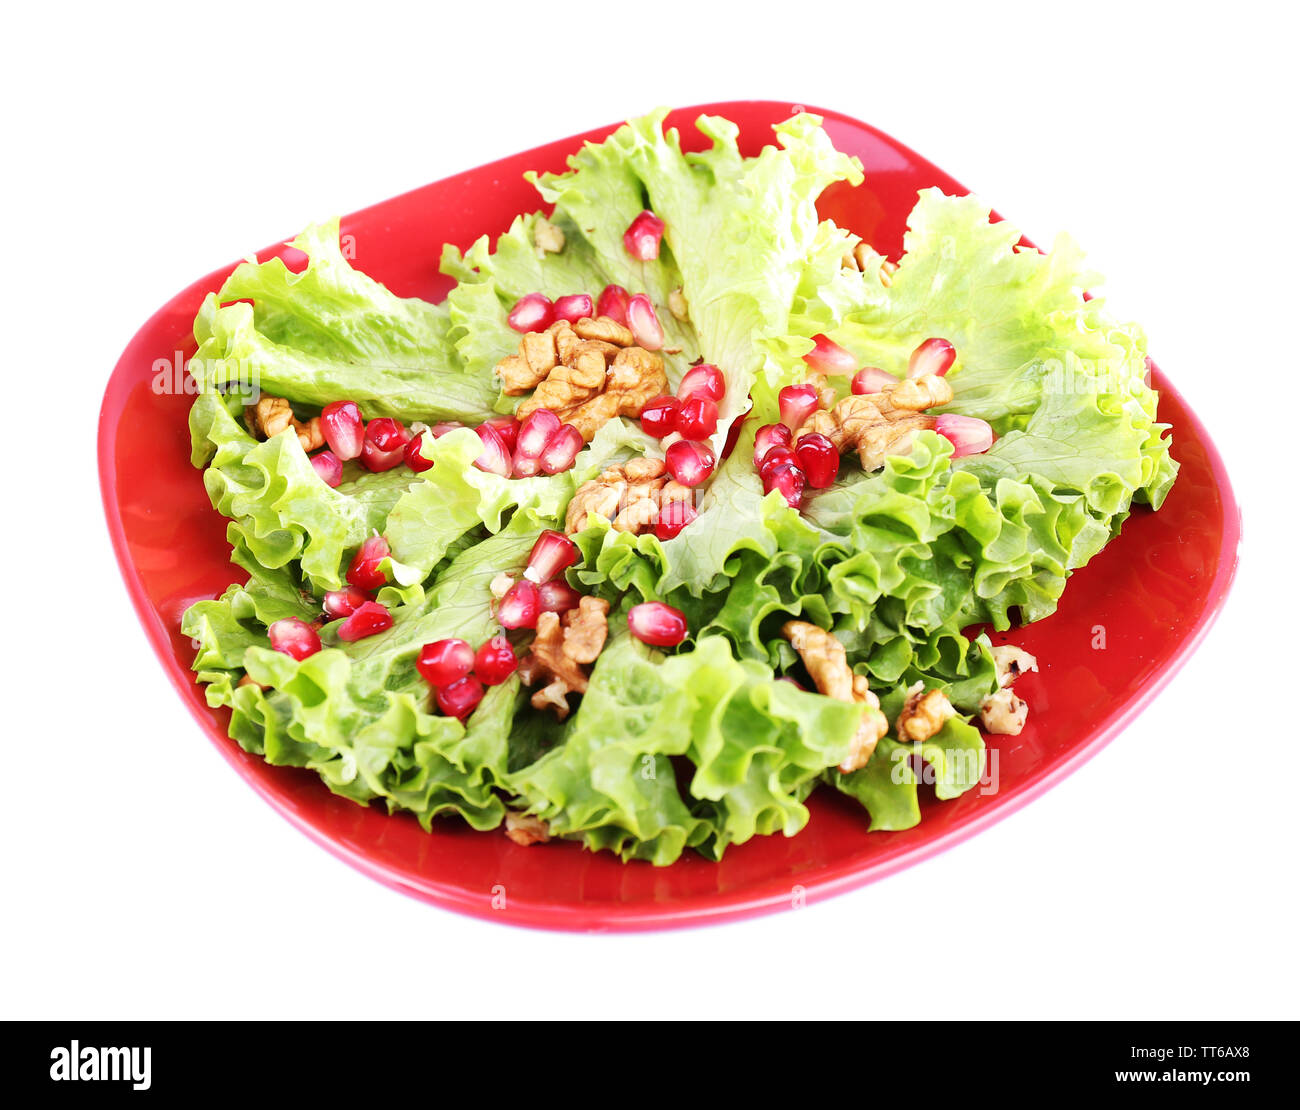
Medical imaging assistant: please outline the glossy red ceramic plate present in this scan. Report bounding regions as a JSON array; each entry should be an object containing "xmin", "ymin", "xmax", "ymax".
[{"xmin": 99, "ymin": 100, "xmax": 1239, "ymax": 931}]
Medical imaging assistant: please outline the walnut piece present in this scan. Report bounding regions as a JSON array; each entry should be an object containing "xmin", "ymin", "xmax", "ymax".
[
  {"xmin": 841, "ymin": 243, "xmax": 899, "ymax": 287},
  {"xmin": 896, "ymin": 681, "xmax": 956, "ymax": 743},
  {"xmin": 979, "ymin": 688, "xmax": 1029, "ymax": 735},
  {"xmin": 517, "ymin": 596, "xmax": 610, "ymax": 719},
  {"xmin": 564, "ymin": 458, "xmax": 689, "ymax": 536},
  {"xmin": 497, "ymin": 316, "xmax": 667, "ymax": 441},
  {"xmin": 990, "ymin": 644, "xmax": 1038, "ymax": 687},
  {"xmin": 248, "ymin": 395, "xmax": 325, "ymax": 452},
  {"xmin": 505, "ymin": 811, "xmax": 551, "ymax": 846},
  {"xmin": 781, "ymin": 620, "xmax": 888, "ymax": 773},
  {"xmin": 533, "ymin": 217, "xmax": 565, "ymax": 254}
]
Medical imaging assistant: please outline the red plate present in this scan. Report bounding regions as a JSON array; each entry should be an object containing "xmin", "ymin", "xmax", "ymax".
[{"xmin": 99, "ymin": 101, "xmax": 1240, "ymax": 931}]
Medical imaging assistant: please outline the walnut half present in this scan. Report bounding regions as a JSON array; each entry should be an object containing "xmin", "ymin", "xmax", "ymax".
[
  {"xmin": 247, "ymin": 395, "xmax": 324, "ymax": 453},
  {"xmin": 896, "ymin": 681, "xmax": 956, "ymax": 743},
  {"xmin": 517, "ymin": 596, "xmax": 610, "ymax": 719},
  {"xmin": 564, "ymin": 458, "xmax": 691, "ymax": 536}
]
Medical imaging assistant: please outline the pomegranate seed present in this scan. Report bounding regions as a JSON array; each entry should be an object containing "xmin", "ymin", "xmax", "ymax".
[
  {"xmin": 640, "ymin": 395, "xmax": 680, "ymax": 438},
  {"xmin": 507, "ymin": 292, "xmax": 554, "ymax": 333},
  {"xmin": 539, "ymin": 424, "xmax": 583, "ymax": 474},
  {"xmin": 483, "ymin": 415, "xmax": 518, "ymax": 453},
  {"xmin": 322, "ymin": 586, "xmax": 370, "ymax": 619},
  {"xmin": 721, "ymin": 416, "xmax": 744, "ymax": 460},
  {"xmin": 346, "ymin": 536, "xmax": 389, "ymax": 591},
  {"xmin": 472, "ymin": 423, "xmax": 512, "ymax": 477},
  {"xmin": 416, "ymin": 638, "xmax": 474, "ymax": 687},
  {"xmin": 627, "ymin": 601, "xmax": 688, "ymax": 647},
  {"xmin": 516, "ymin": 408, "xmax": 561, "ymax": 458},
  {"xmin": 336, "ymin": 600, "xmax": 393, "ymax": 642},
  {"xmin": 803, "ymin": 334, "xmax": 857, "ymax": 374},
  {"xmin": 268, "ymin": 618, "xmax": 321, "ymax": 661},
  {"xmin": 626, "ymin": 294, "xmax": 664, "ymax": 350},
  {"xmin": 430, "ymin": 421, "xmax": 465, "ymax": 438},
  {"xmin": 908, "ymin": 337, "xmax": 956, "ymax": 378},
  {"xmin": 934, "ymin": 414, "xmax": 994, "ymax": 457},
  {"xmin": 753, "ymin": 423, "xmax": 793, "ymax": 468},
  {"xmin": 498, "ymin": 579, "xmax": 541, "ymax": 630},
  {"xmin": 537, "ymin": 578, "xmax": 581, "ymax": 613},
  {"xmin": 473, "ymin": 636, "xmax": 518, "ymax": 686},
  {"xmin": 554, "ymin": 293, "xmax": 594, "ymax": 323},
  {"xmin": 677, "ymin": 364, "xmax": 725, "ymax": 402},
  {"xmin": 758, "ymin": 444, "xmax": 796, "ymax": 481},
  {"xmin": 778, "ymin": 383, "xmax": 821, "ymax": 430},
  {"xmin": 655, "ymin": 500, "xmax": 698, "ymax": 540},
  {"xmin": 321, "ymin": 400, "xmax": 365, "ymax": 460},
  {"xmin": 597, "ymin": 284, "xmax": 631, "ymax": 324},
  {"xmin": 851, "ymin": 367, "xmax": 898, "ymax": 395},
  {"xmin": 524, "ymin": 530, "xmax": 579, "ymax": 583},
  {"xmin": 310, "ymin": 450, "xmax": 343, "ymax": 487},
  {"xmin": 795, "ymin": 433, "xmax": 840, "ymax": 489},
  {"xmin": 764, "ymin": 462, "xmax": 806, "ymax": 508},
  {"xmin": 512, "ymin": 454, "xmax": 541, "ymax": 478},
  {"xmin": 437, "ymin": 675, "xmax": 485, "ymax": 719},
  {"xmin": 403, "ymin": 434, "xmax": 433, "ymax": 472},
  {"xmin": 665, "ymin": 440, "xmax": 716, "ymax": 487},
  {"xmin": 359, "ymin": 418, "xmax": 410, "ymax": 472},
  {"xmin": 675, "ymin": 396, "xmax": 718, "ymax": 440},
  {"xmin": 623, "ymin": 210, "xmax": 665, "ymax": 261}
]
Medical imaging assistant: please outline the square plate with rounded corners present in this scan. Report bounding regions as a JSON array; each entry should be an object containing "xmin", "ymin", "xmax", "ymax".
[{"xmin": 99, "ymin": 100, "xmax": 1240, "ymax": 932}]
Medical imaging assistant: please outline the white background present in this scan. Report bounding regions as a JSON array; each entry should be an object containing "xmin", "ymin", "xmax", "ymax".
[{"xmin": 3, "ymin": 0, "xmax": 1295, "ymax": 1020}]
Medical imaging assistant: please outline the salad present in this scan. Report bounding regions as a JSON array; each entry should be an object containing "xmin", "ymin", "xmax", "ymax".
[{"xmin": 181, "ymin": 109, "xmax": 1176, "ymax": 865}]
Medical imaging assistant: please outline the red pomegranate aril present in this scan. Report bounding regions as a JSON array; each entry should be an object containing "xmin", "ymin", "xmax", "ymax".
[
  {"xmin": 934, "ymin": 414, "xmax": 994, "ymax": 457},
  {"xmin": 498, "ymin": 579, "xmax": 541, "ymax": 630},
  {"xmin": 655, "ymin": 500, "xmax": 698, "ymax": 541},
  {"xmin": 623, "ymin": 210, "xmax": 665, "ymax": 261},
  {"xmin": 677, "ymin": 364, "xmax": 725, "ymax": 403},
  {"xmin": 675, "ymin": 396, "xmax": 718, "ymax": 440},
  {"xmin": 416, "ymin": 638, "xmax": 475, "ymax": 688},
  {"xmin": 437, "ymin": 675, "xmax": 485, "ymax": 719},
  {"xmin": 908, "ymin": 337, "xmax": 956, "ymax": 378},
  {"xmin": 403, "ymin": 434, "xmax": 433, "ymax": 472},
  {"xmin": 803, "ymin": 334, "xmax": 858, "ymax": 374},
  {"xmin": 483, "ymin": 415, "xmax": 519, "ymax": 453},
  {"xmin": 322, "ymin": 585, "xmax": 370, "ymax": 619},
  {"xmin": 512, "ymin": 453, "xmax": 541, "ymax": 478},
  {"xmin": 539, "ymin": 424, "xmax": 584, "ymax": 474},
  {"xmin": 795, "ymin": 432, "xmax": 839, "ymax": 489},
  {"xmin": 268, "ymin": 618, "xmax": 322, "ymax": 661},
  {"xmin": 321, "ymin": 400, "xmax": 365, "ymax": 460},
  {"xmin": 640, "ymin": 395, "xmax": 680, "ymax": 438},
  {"xmin": 597, "ymin": 283, "xmax": 631, "ymax": 324},
  {"xmin": 851, "ymin": 367, "xmax": 898, "ymax": 395},
  {"xmin": 665, "ymin": 439, "xmax": 716, "ymax": 487},
  {"xmin": 474, "ymin": 636, "xmax": 518, "ymax": 686},
  {"xmin": 778, "ymin": 383, "xmax": 821, "ymax": 430},
  {"xmin": 554, "ymin": 293, "xmax": 594, "ymax": 323},
  {"xmin": 537, "ymin": 578, "xmax": 581, "ymax": 614},
  {"xmin": 753, "ymin": 422, "xmax": 793, "ymax": 468},
  {"xmin": 721, "ymin": 416, "xmax": 744, "ymax": 460},
  {"xmin": 310, "ymin": 450, "xmax": 343, "ymax": 487},
  {"xmin": 346, "ymin": 536, "xmax": 390, "ymax": 591},
  {"xmin": 359, "ymin": 418, "xmax": 410, "ymax": 472},
  {"xmin": 764, "ymin": 462, "xmax": 806, "ymax": 508},
  {"xmin": 524, "ymin": 530, "xmax": 579, "ymax": 584},
  {"xmin": 627, "ymin": 294, "xmax": 664, "ymax": 350},
  {"xmin": 430, "ymin": 421, "xmax": 465, "ymax": 438},
  {"xmin": 507, "ymin": 292, "xmax": 554, "ymax": 333},
  {"xmin": 472, "ymin": 423, "xmax": 512, "ymax": 477},
  {"xmin": 516, "ymin": 408, "xmax": 561, "ymax": 458},
  {"xmin": 627, "ymin": 601, "xmax": 688, "ymax": 647},
  {"xmin": 758, "ymin": 444, "xmax": 796, "ymax": 481},
  {"xmin": 336, "ymin": 601, "xmax": 393, "ymax": 642}
]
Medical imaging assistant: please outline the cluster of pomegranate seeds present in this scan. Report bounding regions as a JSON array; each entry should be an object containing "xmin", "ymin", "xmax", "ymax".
[
  {"xmin": 322, "ymin": 585, "xmax": 370, "ymax": 619},
  {"xmin": 337, "ymin": 601, "xmax": 394, "ymax": 642},
  {"xmin": 803, "ymin": 334, "xmax": 857, "ymax": 374},
  {"xmin": 347, "ymin": 535, "xmax": 390, "ymax": 591},
  {"xmin": 504, "ymin": 407, "xmax": 583, "ymax": 478},
  {"xmin": 597, "ymin": 284, "xmax": 631, "ymax": 324},
  {"xmin": 268, "ymin": 618, "xmax": 322, "ymax": 661},
  {"xmin": 417, "ymin": 632, "xmax": 517, "ymax": 718},
  {"xmin": 627, "ymin": 601, "xmax": 688, "ymax": 647},
  {"xmin": 645, "ymin": 362, "xmax": 726, "ymax": 508},
  {"xmin": 507, "ymin": 293, "xmax": 555, "ymax": 333},
  {"xmin": 311, "ymin": 450, "xmax": 343, "ymax": 487},
  {"xmin": 524, "ymin": 530, "xmax": 580, "ymax": 584},
  {"xmin": 623, "ymin": 210, "xmax": 665, "ymax": 261}
]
